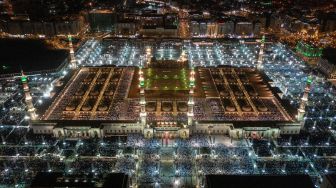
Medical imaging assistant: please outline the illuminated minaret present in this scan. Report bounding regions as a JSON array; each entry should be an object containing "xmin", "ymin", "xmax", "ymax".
[
  {"xmin": 188, "ymin": 67, "xmax": 195, "ymax": 126},
  {"xmin": 139, "ymin": 68, "xmax": 147, "ymax": 126},
  {"xmin": 21, "ymin": 71, "xmax": 37, "ymax": 120},
  {"xmin": 68, "ymin": 35, "xmax": 77, "ymax": 69},
  {"xmin": 146, "ymin": 47, "xmax": 151, "ymax": 65},
  {"xmin": 257, "ymin": 35, "xmax": 265, "ymax": 70},
  {"xmin": 297, "ymin": 75, "xmax": 312, "ymax": 121},
  {"xmin": 3, "ymin": 0, "xmax": 13, "ymax": 15}
]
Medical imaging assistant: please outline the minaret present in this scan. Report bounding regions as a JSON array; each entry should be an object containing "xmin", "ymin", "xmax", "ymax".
[
  {"xmin": 139, "ymin": 68, "xmax": 147, "ymax": 126},
  {"xmin": 21, "ymin": 71, "xmax": 37, "ymax": 120},
  {"xmin": 3, "ymin": 0, "xmax": 13, "ymax": 15},
  {"xmin": 297, "ymin": 75, "xmax": 312, "ymax": 121},
  {"xmin": 68, "ymin": 35, "xmax": 77, "ymax": 69},
  {"xmin": 257, "ymin": 35, "xmax": 265, "ymax": 70},
  {"xmin": 146, "ymin": 47, "xmax": 152, "ymax": 65},
  {"xmin": 188, "ymin": 68, "xmax": 195, "ymax": 126}
]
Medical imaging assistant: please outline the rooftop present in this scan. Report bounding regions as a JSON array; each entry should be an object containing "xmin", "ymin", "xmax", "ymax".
[{"xmin": 39, "ymin": 65, "xmax": 294, "ymax": 124}]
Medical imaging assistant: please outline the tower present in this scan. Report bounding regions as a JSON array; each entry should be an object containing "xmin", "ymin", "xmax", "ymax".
[
  {"xmin": 21, "ymin": 71, "xmax": 37, "ymax": 120},
  {"xmin": 68, "ymin": 35, "xmax": 77, "ymax": 69},
  {"xmin": 139, "ymin": 68, "xmax": 147, "ymax": 126},
  {"xmin": 257, "ymin": 35, "xmax": 265, "ymax": 70},
  {"xmin": 297, "ymin": 75, "xmax": 312, "ymax": 121},
  {"xmin": 188, "ymin": 68, "xmax": 195, "ymax": 126}
]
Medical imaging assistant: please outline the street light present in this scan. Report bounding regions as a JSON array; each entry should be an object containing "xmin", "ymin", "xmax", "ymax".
[{"xmin": 174, "ymin": 179, "xmax": 179, "ymax": 186}]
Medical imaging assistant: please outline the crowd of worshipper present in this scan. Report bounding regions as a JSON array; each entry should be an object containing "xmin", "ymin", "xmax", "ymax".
[
  {"xmin": 0, "ymin": 90, "xmax": 27, "ymax": 126},
  {"xmin": 107, "ymin": 69, "xmax": 140, "ymax": 121},
  {"xmin": 1, "ymin": 125, "xmax": 336, "ymax": 187}
]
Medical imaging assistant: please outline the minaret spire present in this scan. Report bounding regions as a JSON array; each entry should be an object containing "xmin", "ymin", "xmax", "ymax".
[
  {"xmin": 68, "ymin": 35, "xmax": 77, "ymax": 69},
  {"xmin": 139, "ymin": 67, "xmax": 146, "ymax": 127},
  {"xmin": 21, "ymin": 71, "xmax": 37, "ymax": 120},
  {"xmin": 297, "ymin": 75, "xmax": 312, "ymax": 121},
  {"xmin": 257, "ymin": 35, "xmax": 265, "ymax": 70},
  {"xmin": 188, "ymin": 67, "xmax": 195, "ymax": 126}
]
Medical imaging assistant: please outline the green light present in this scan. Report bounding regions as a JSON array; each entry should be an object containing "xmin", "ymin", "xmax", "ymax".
[
  {"xmin": 21, "ymin": 76, "xmax": 27, "ymax": 83},
  {"xmin": 307, "ymin": 76, "xmax": 312, "ymax": 84},
  {"xmin": 296, "ymin": 41, "xmax": 322, "ymax": 58}
]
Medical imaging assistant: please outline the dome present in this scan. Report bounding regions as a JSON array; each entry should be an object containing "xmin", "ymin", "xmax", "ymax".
[
  {"xmin": 90, "ymin": 90, "xmax": 99, "ymax": 96},
  {"xmin": 225, "ymin": 106, "xmax": 235, "ymax": 112},
  {"xmin": 75, "ymin": 90, "xmax": 85, "ymax": 96},
  {"xmin": 249, "ymin": 91, "xmax": 258, "ymax": 96},
  {"xmin": 98, "ymin": 105, "xmax": 108, "ymax": 111},
  {"xmin": 220, "ymin": 91, "xmax": 229, "ymax": 97},
  {"xmin": 242, "ymin": 106, "xmax": 252, "ymax": 112},
  {"xmin": 162, "ymin": 103, "xmax": 172, "ymax": 112},
  {"xmin": 178, "ymin": 103, "xmax": 188, "ymax": 112},
  {"xmin": 82, "ymin": 105, "xmax": 92, "ymax": 111},
  {"xmin": 84, "ymin": 75, "xmax": 94, "ymax": 82},
  {"xmin": 257, "ymin": 106, "xmax": 268, "ymax": 112},
  {"xmin": 146, "ymin": 103, "xmax": 156, "ymax": 112},
  {"xmin": 104, "ymin": 90, "xmax": 114, "ymax": 96},
  {"xmin": 202, "ymin": 81, "xmax": 208, "ymax": 85},
  {"xmin": 65, "ymin": 105, "xmax": 76, "ymax": 111}
]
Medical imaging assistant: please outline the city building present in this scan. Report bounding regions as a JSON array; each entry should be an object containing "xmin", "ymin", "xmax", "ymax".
[
  {"xmin": 217, "ymin": 19, "xmax": 234, "ymax": 37},
  {"xmin": 88, "ymin": 9, "xmax": 117, "ymax": 33},
  {"xmin": 0, "ymin": 15, "xmax": 87, "ymax": 36},
  {"xmin": 138, "ymin": 13, "xmax": 178, "ymax": 37},
  {"xmin": 235, "ymin": 21, "xmax": 254, "ymax": 37},
  {"xmin": 190, "ymin": 18, "xmax": 239, "ymax": 38},
  {"xmin": 115, "ymin": 19, "xmax": 137, "ymax": 36},
  {"xmin": 140, "ymin": 25, "xmax": 178, "ymax": 37},
  {"xmin": 296, "ymin": 41, "xmax": 322, "ymax": 58}
]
